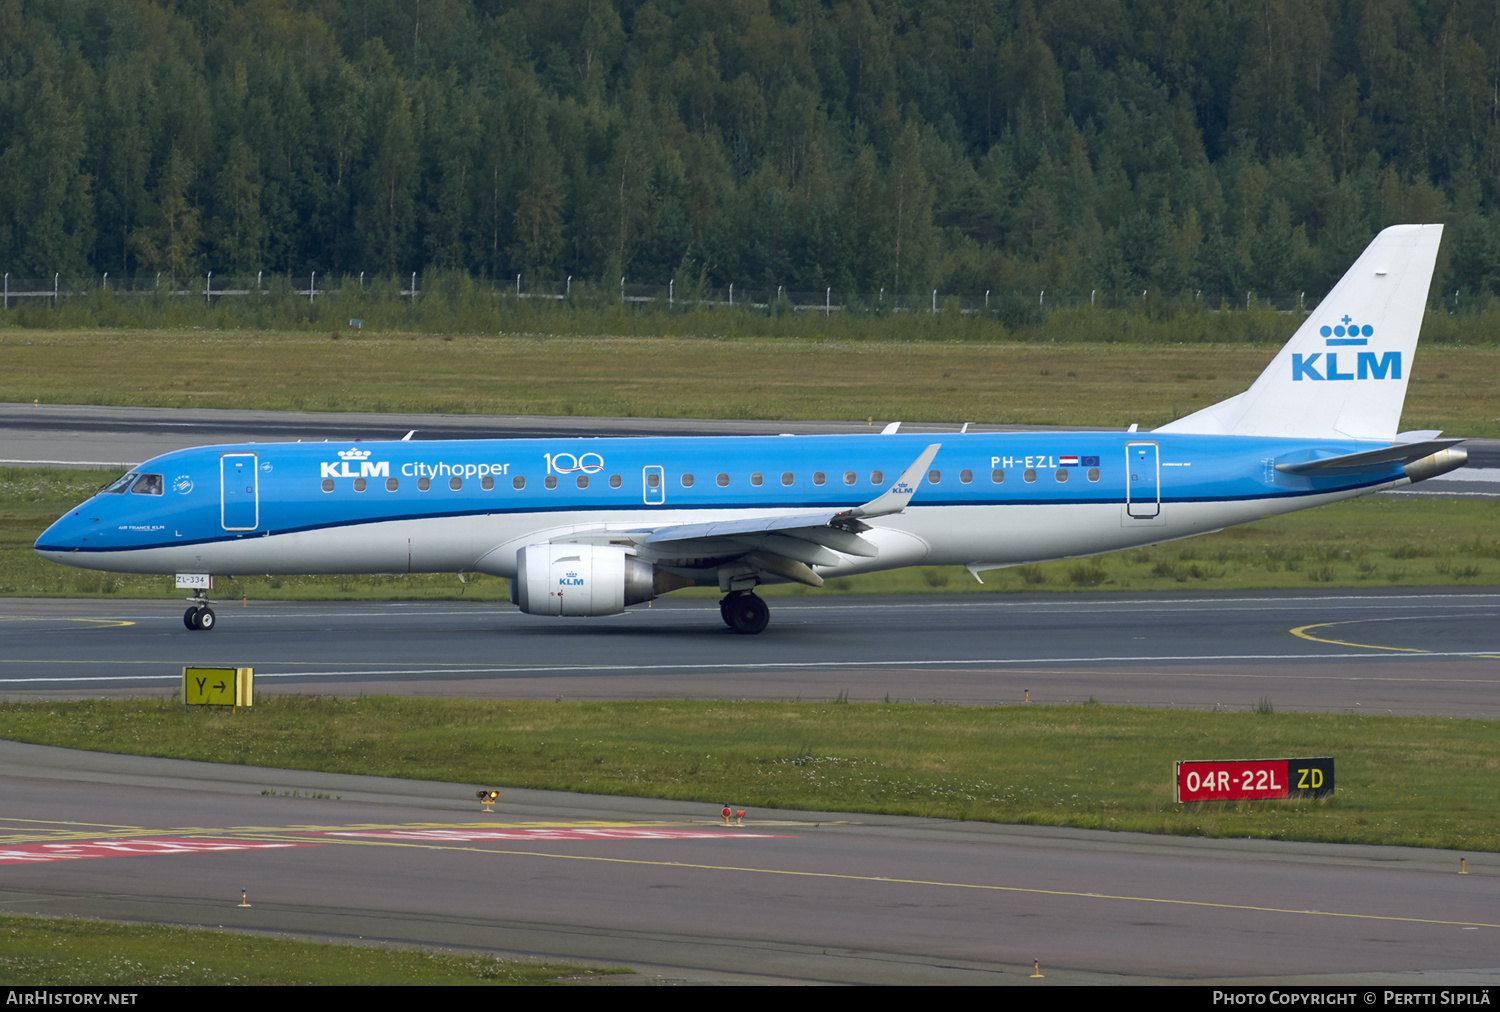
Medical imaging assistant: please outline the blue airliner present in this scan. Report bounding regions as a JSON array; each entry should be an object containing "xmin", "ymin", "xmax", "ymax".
[{"xmin": 36, "ymin": 224, "xmax": 1465, "ymax": 633}]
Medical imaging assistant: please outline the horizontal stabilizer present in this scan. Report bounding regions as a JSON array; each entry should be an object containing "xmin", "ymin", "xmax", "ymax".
[{"xmin": 1275, "ymin": 439, "xmax": 1466, "ymax": 475}]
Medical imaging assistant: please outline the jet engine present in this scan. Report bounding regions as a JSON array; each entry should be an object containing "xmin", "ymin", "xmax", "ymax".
[{"xmin": 511, "ymin": 543, "xmax": 688, "ymax": 616}]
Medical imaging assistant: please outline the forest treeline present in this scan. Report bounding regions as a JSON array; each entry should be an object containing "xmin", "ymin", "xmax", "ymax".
[{"xmin": 5, "ymin": 0, "xmax": 1500, "ymax": 307}]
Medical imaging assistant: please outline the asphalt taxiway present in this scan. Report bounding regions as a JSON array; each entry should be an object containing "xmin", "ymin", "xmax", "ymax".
[
  {"xmin": 2, "ymin": 590, "xmax": 1498, "ymax": 716},
  {"xmin": 2, "ymin": 739, "xmax": 1496, "ymax": 985}
]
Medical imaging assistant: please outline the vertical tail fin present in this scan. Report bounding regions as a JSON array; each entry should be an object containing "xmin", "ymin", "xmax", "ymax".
[{"xmin": 1157, "ymin": 224, "xmax": 1443, "ymax": 440}]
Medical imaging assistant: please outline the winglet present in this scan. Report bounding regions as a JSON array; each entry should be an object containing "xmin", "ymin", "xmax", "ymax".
[{"xmin": 840, "ymin": 443, "xmax": 941, "ymax": 520}]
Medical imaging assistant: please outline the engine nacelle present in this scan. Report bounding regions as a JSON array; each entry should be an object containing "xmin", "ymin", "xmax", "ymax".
[{"xmin": 511, "ymin": 544, "xmax": 658, "ymax": 616}]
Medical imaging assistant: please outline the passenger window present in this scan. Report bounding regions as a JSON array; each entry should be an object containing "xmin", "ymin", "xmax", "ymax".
[
  {"xmin": 450, "ymin": 476, "xmax": 463, "ymax": 490},
  {"xmin": 751, "ymin": 473, "xmax": 764, "ymax": 486},
  {"xmin": 480, "ymin": 475, "xmax": 493, "ymax": 490},
  {"xmin": 577, "ymin": 475, "xmax": 589, "ymax": 489},
  {"xmin": 418, "ymin": 476, "xmax": 431, "ymax": 491},
  {"xmin": 781, "ymin": 472, "xmax": 794, "ymax": 485},
  {"xmin": 843, "ymin": 471, "xmax": 857, "ymax": 485},
  {"xmin": 1023, "ymin": 469, "xmax": 1037, "ymax": 483},
  {"xmin": 992, "ymin": 469, "xmax": 1005, "ymax": 483},
  {"xmin": 130, "ymin": 474, "xmax": 164, "ymax": 495},
  {"xmin": 681, "ymin": 473, "xmax": 694, "ymax": 487},
  {"xmin": 870, "ymin": 470, "xmax": 883, "ymax": 485},
  {"xmin": 321, "ymin": 478, "xmax": 335, "ymax": 493},
  {"xmin": 513, "ymin": 475, "xmax": 526, "ymax": 490},
  {"xmin": 609, "ymin": 474, "xmax": 622, "ymax": 488},
  {"xmin": 927, "ymin": 469, "xmax": 940, "ymax": 484},
  {"xmin": 813, "ymin": 472, "xmax": 826, "ymax": 485},
  {"xmin": 387, "ymin": 477, "xmax": 401, "ymax": 492},
  {"xmin": 646, "ymin": 472, "xmax": 660, "ymax": 489},
  {"xmin": 545, "ymin": 475, "xmax": 558, "ymax": 489},
  {"xmin": 716, "ymin": 473, "xmax": 729, "ymax": 487},
  {"xmin": 1055, "ymin": 469, "xmax": 1069, "ymax": 482},
  {"xmin": 960, "ymin": 469, "xmax": 973, "ymax": 484},
  {"xmin": 1087, "ymin": 468, "xmax": 1100, "ymax": 482},
  {"xmin": 354, "ymin": 478, "xmax": 367, "ymax": 492}
]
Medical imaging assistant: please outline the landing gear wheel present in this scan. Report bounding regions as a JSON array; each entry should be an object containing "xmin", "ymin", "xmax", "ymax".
[
  {"xmin": 184, "ymin": 605, "xmax": 216, "ymax": 631},
  {"xmin": 720, "ymin": 592, "xmax": 769, "ymax": 635}
]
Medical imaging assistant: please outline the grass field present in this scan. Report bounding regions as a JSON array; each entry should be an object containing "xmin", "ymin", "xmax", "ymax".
[
  {"xmin": 0, "ymin": 914, "xmax": 617, "ymax": 985},
  {"xmin": 0, "ymin": 697, "xmax": 1494, "ymax": 852},
  {"xmin": 5, "ymin": 466, "xmax": 1495, "ymax": 600},
  {"xmin": 4, "ymin": 330, "xmax": 1499, "ymax": 435}
]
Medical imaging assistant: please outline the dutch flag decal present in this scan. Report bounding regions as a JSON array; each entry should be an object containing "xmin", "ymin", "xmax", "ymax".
[{"xmin": 1059, "ymin": 456, "xmax": 1080, "ymax": 467}]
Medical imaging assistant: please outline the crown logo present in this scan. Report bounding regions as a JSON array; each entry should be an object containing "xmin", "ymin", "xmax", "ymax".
[
  {"xmin": 338, "ymin": 448, "xmax": 372, "ymax": 460},
  {"xmin": 1319, "ymin": 314, "xmax": 1373, "ymax": 342}
]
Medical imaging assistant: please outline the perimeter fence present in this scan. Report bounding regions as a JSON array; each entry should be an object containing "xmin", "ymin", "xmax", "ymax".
[
  {"xmin": 0, "ymin": 270, "xmax": 1337, "ymax": 317},
  {"xmin": 5, "ymin": 270, "xmax": 1494, "ymax": 346}
]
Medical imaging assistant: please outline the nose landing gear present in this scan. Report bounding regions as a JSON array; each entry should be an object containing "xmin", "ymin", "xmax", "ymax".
[
  {"xmin": 183, "ymin": 589, "xmax": 216, "ymax": 631},
  {"xmin": 184, "ymin": 605, "xmax": 216, "ymax": 630},
  {"xmin": 720, "ymin": 592, "xmax": 769, "ymax": 634}
]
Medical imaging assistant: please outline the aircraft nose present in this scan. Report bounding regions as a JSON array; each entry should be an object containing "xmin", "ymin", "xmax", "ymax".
[{"xmin": 34, "ymin": 509, "xmax": 93, "ymax": 560}]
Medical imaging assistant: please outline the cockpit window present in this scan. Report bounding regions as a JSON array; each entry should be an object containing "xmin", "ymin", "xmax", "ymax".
[
  {"xmin": 130, "ymin": 473, "xmax": 164, "ymax": 495},
  {"xmin": 100, "ymin": 473, "xmax": 137, "ymax": 494}
]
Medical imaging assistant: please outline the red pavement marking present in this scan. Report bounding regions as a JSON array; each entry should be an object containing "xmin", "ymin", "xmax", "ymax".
[
  {"xmin": 322, "ymin": 827, "xmax": 791, "ymax": 842},
  {"xmin": 0, "ymin": 837, "xmax": 315, "ymax": 865}
]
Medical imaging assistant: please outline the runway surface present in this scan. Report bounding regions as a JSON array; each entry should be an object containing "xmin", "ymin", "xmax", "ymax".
[
  {"xmin": 2, "ymin": 739, "xmax": 1496, "ymax": 985},
  {"xmin": 0, "ymin": 402, "xmax": 1005, "ymax": 470},
  {"xmin": 3, "ymin": 402, "xmax": 1498, "ymax": 499},
  {"xmin": 3, "ymin": 590, "xmax": 1498, "ymax": 716}
]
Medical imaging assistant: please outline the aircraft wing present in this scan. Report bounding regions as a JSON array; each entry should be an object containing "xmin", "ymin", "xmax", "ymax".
[{"xmin": 622, "ymin": 443, "xmax": 942, "ymax": 586}]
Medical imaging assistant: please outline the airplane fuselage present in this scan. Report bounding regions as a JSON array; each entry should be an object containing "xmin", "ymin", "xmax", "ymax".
[{"xmin": 35, "ymin": 431, "xmax": 1409, "ymax": 581}]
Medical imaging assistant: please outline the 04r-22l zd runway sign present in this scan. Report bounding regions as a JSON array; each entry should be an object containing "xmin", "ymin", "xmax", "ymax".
[{"xmin": 1175, "ymin": 758, "xmax": 1334, "ymax": 803}]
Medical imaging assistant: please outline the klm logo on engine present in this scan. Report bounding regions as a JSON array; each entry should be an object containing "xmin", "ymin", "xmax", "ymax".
[
  {"xmin": 559, "ymin": 570, "xmax": 584, "ymax": 587},
  {"xmin": 320, "ymin": 447, "xmax": 390, "ymax": 479},
  {"xmin": 1292, "ymin": 314, "xmax": 1400, "ymax": 381}
]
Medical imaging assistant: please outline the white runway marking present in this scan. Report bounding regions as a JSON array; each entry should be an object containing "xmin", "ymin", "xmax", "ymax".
[{"xmin": 4, "ymin": 649, "xmax": 1500, "ymax": 685}]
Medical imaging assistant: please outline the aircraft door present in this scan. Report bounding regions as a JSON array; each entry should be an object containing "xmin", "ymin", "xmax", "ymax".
[
  {"xmin": 1125, "ymin": 442, "xmax": 1160, "ymax": 518},
  {"xmin": 221, "ymin": 453, "xmax": 259, "ymax": 531},
  {"xmin": 642, "ymin": 465, "xmax": 665, "ymax": 505}
]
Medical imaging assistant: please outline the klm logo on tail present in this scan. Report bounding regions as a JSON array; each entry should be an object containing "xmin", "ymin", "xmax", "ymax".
[{"xmin": 1292, "ymin": 314, "xmax": 1400, "ymax": 381}]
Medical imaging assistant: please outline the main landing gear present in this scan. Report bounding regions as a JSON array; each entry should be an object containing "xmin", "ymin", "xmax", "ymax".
[
  {"xmin": 184, "ymin": 589, "xmax": 216, "ymax": 632},
  {"xmin": 720, "ymin": 591, "xmax": 769, "ymax": 635}
]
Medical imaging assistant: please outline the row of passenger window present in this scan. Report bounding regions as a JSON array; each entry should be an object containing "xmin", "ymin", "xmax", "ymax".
[{"xmin": 320, "ymin": 465, "xmax": 1103, "ymax": 493}]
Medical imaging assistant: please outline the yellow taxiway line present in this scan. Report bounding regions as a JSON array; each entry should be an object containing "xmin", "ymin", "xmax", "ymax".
[{"xmin": 1292, "ymin": 619, "xmax": 1500, "ymax": 659}]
